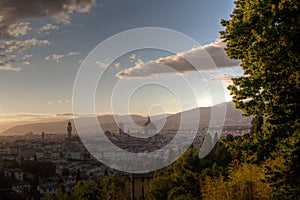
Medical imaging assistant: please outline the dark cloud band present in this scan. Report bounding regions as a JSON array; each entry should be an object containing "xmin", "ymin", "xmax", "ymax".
[{"xmin": 0, "ymin": 0, "xmax": 95, "ymax": 39}]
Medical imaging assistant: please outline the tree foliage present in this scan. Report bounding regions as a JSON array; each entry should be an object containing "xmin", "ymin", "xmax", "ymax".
[
  {"xmin": 71, "ymin": 175, "xmax": 129, "ymax": 200},
  {"xmin": 221, "ymin": 0, "xmax": 300, "ymax": 133},
  {"xmin": 221, "ymin": 0, "xmax": 300, "ymax": 198},
  {"xmin": 202, "ymin": 162, "xmax": 273, "ymax": 200},
  {"xmin": 146, "ymin": 142, "xmax": 232, "ymax": 200},
  {"xmin": 146, "ymin": 148, "xmax": 202, "ymax": 200}
]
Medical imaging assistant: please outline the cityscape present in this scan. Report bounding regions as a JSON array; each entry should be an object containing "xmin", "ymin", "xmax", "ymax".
[
  {"xmin": 0, "ymin": 0, "xmax": 299, "ymax": 199},
  {"xmin": 0, "ymin": 106, "xmax": 250, "ymax": 199}
]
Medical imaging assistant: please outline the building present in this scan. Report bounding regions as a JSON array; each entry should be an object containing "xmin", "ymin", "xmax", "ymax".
[
  {"xmin": 143, "ymin": 116, "xmax": 157, "ymax": 135},
  {"xmin": 67, "ymin": 121, "xmax": 72, "ymax": 139},
  {"xmin": 4, "ymin": 168, "xmax": 24, "ymax": 181},
  {"xmin": 12, "ymin": 182, "xmax": 31, "ymax": 194},
  {"xmin": 19, "ymin": 148, "xmax": 36, "ymax": 161},
  {"xmin": 64, "ymin": 151, "xmax": 82, "ymax": 160},
  {"xmin": 37, "ymin": 182, "xmax": 58, "ymax": 195}
]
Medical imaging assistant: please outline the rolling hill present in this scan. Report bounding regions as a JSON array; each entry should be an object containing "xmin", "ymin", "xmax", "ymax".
[{"xmin": 1, "ymin": 102, "xmax": 252, "ymax": 135}]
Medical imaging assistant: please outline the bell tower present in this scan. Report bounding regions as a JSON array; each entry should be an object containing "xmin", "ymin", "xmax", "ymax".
[{"xmin": 67, "ymin": 121, "xmax": 72, "ymax": 139}]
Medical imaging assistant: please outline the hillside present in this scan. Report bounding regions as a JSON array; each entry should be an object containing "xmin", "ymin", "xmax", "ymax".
[{"xmin": 1, "ymin": 102, "xmax": 252, "ymax": 135}]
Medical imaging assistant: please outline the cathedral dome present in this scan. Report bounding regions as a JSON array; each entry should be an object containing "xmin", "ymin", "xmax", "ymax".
[{"xmin": 143, "ymin": 116, "xmax": 157, "ymax": 135}]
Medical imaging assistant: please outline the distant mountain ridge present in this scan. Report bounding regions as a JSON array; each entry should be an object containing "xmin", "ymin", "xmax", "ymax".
[{"xmin": 1, "ymin": 102, "xmax": 252, "ymax": 136}]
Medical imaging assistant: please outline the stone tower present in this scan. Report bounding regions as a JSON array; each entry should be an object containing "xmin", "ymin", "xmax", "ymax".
[{"xmin": 67, "ymin": 121, "xmax": 72, "ymax": 139}]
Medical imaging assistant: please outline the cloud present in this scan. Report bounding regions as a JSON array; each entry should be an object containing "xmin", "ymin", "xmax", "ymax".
[
  {"xmin": 96, "ymin": 60, "xmax": 108, "ymax": 68},
  {"xmin": 20, "ymin": 55, "xmax": 33, "ymax": 61},
  {"xmin": 0, "ymin": 22, "xmax": 32, "ymax": 39},
  {"xmin": 0, "ymin": 0, "xmax": 94, "ymax": 71},
  {"xmin": 39, "ymin": 23, "xmax": 59, "ymax": 32},
  {"xmin": 0, "ymin": 53, "xmax": 34, "ymax": 70},
  {"xmin": 67, "ymin": 51, "xmax": 79, "ymax": 56},
  {"xmin": 129, "ymin": 54, "xmax": 137, "ymax": 62},
  {"xmin": 7, "ymin": 22, "xmax": 32, "ymax": 38},
  {"xmin": 0, "ymin": 54, "xmax": 33, "ymax": 71},
  {"xmin": 0, "ymin": 37, "xmax": 49, "ymax": 71},
  {"xmin": 0, "ymin": 38, "xmax": 50, "ymax": 53},
  {"xmin": 0, "ymin": 112, "xmax": 75, "ymax": 124},
  {"xmin": 96, "ymin": 60, "xmax": 119, "ymax": 68},
  {"xmin": 114, "ymin": 63, "xmax": 120, "ymax": 68},
  {"xmin": 0, "ymin": 0, "xmax": 95, "ymax": 39},
  {"xmin": 45, "ymin": 54, "xmax": 64, "ymax": 62},
  {"xmin": 48, "ymin": 99, "xmax": 70, "ymax": 105},
  {"xmin": 45, "ymin": 51, "xmax": 79, "ymax": 62},
  {"xmin": 0, "ymin": 62, "xmax": 21, "ymax": 71},
  {"xmin": 209, "ymin": 74, "xmax": 235, "ymax": 87},
  {"xmin": 116, "ymin": 40, "xmax": 241, "ymax": 78},
  {"xmin": 20, "ymin": 54, "xmax": 33, "ymax": 65}
]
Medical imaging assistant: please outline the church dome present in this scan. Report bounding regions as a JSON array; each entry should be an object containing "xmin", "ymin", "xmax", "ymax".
[{"xmin": 143, "ymin": 116, "xmax": 157, "ymax": 135}]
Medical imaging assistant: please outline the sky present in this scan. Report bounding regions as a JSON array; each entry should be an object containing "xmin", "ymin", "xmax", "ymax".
[{"xmin": 0, "ymin": 0, "xmax": 243, "ymax": 129}]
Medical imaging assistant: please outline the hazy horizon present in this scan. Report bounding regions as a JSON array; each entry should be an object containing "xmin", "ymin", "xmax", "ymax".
[{"xmin": 0, "ymin": 100, "xmax": 234, "ymax": 133}]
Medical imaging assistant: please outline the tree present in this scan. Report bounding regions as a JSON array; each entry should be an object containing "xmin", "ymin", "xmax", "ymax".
[
  {"xmin": 221, "ymin": 0, "xmax": 300, "ymax": 134},
  {"xmin": 220, "ymin": 0, "xmax": 300, "ymax": 197},
  {"xmin": 55, "ymin": 187, "xmax": 69, "ymax": 200},
  {"xmin": 201, "ymin": 163, "xmax": 273, "ymax": 200},
  {"xmin": 250, "ymin": 115, "xmax": 263, "ymax": 134},
  {"xmin": 145, "ymin": 172, "xmax": 174, "ymax": 200},
  {"xmin": 146, "ymin": 145, "xmax": 231, "ymax": 200},
  {"xmin": 71, "ymin": 179, "xmax": 102, "ymax": 200},
  {"xmin": 71, "ymin": 175, "xmax": 129, "ymax": 200},
  {"xmin": 265, "ymin": 128, "xmax": 300, "ymax": 199},
  {"xmin": 146, "ymin": 148, "xmax": 202, "ymax": 200},
  {"xmin": 43, "ymin": 192, "xmax": 55, "ymax": 200},
  {"xmin": 100, "ymin": 174, "xmax": 129, "ymax": 200}
]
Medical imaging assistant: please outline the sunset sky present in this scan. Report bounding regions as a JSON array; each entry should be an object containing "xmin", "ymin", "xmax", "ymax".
[{"xmin": 0, "ymin": 0, "xmax": 242, "ymax": 129}]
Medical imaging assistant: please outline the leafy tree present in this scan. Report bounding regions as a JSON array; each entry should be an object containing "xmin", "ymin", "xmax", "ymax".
[
  {"xmin": 146, "ymin": 148, "xmax": 202, "ymax": 200},
  {"xmin": 55, "ymin": 187, "xmax": 69, "ymax": 200},
  {"xmin": 43, "ymin": 192, "xmax": 55, "ymax": 200},
  {"xmin": 224, "ymin": 132, "xmax": 274, "ymax": 163},
  {"xmin": 201, "ymin": 175, "xmax": 229, "ymax": 200},
  {"xmin": 221, "ymin": 0, "xmax": 300, "ymax": 197},
  {"xmin": 100, "ymin": 174, "xmax": 129, "ymax": 200},
  {"xmin": 202, "ymin": 163, "xmax": 273, "ymax": 200},
  {"xmin": 250, "ymin": 115, "xmax": 263, "ymax": 134},
  {"xmin": 265, "ymin": 128, "xmax": 300, "ymax": 199},
  {"xmin": 71, "ymin": 175, "xmax": 129, "ymax": 200},
  {"xmin": 221, "ymin": 0, "xmax": 300, "ymax": 134},
  {"xmin": 146, "ymin": 144, "xmax": 232, "ymax": 200},
  {"xmin": 145, "ymin": 172, "xmax": 173, "ymax": 200},
  {"xmin": 71, "ymin": 179, "xmax": 102, "ymax": 200}
]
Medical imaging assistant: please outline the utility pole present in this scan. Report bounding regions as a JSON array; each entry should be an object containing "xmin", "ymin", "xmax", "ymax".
[{"xmin": 131, "ymin": 174, "xmax": 135, "ymax": 200}]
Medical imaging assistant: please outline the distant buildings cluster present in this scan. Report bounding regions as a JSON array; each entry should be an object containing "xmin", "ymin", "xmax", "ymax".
[{"xmin": 0, "ymin": 119, "xmax": 249, "ymax": 199}]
